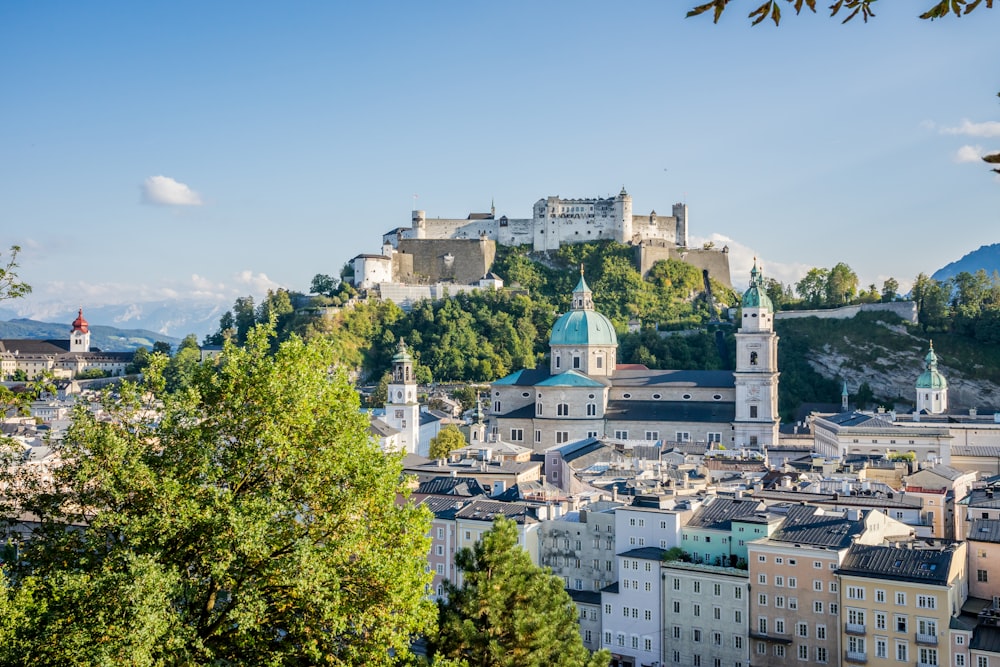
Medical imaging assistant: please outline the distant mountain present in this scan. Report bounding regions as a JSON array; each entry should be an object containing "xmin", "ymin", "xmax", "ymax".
[
  {"xmin": 0, "ymin": 300, "xmax": 226, "ymax": 340},
  {"xmin": 0, "ymin": 318, "xmax": 182, "ymax": 352},
  {"xmin": 932, "ymin": 243, "xmax": 1000, "ymax": 282}
]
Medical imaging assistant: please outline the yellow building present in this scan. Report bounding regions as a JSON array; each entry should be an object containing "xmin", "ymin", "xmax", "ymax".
[{"xmin": 836, "ymin": 541, "xmax": 969, "ymax": 667}]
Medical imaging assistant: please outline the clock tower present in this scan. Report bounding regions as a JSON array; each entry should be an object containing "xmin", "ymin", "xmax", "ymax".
[{"xmin": 733, "ymin": 261, "xmax": 779, "ymax": 450}]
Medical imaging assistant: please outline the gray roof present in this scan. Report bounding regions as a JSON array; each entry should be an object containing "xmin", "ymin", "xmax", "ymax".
[
  {"xmin": 455, "ymin": 499, "xmax": 537, "ymax": 524},
  {"xmin": 971, "ymin": 626, "xmax": 1000, "ymax": 654},
  {"xmin": 610, "ymin": 369, "xmax": 735, "ymax": 389},
  {"xmin": 837, "ymin": 542, "xmax": 958, "ymax": 585},
  {"xmin": 686, "ymin": 496, "xmax": 766, "ymax": 531},
  {"xmin": 567, "ymin": 589, "xmax": 602, "ymax": 605},
  {"xmin": 968, "ymin": 519, "xmax": 1000, "ymax": 544},
  {"xmin": 605, "ymin": 399, "xmax": 735, "ymax": 424},
  {"xmin": 618, "ymin": 546, "xmax": 667, "ymax": 560},
  {"xmin": 819, "ymin": 411, "xmax": 896, "ymax": 428},
  {"xmin": 416, "ymin": 477, "xmax": 489, "ymax": 497},
  {"xmin": 769, "ymin": 505, "xmax": 865, "ymax": 548}
]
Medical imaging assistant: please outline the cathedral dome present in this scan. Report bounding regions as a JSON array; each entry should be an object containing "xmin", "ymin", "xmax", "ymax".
[
  {"xmin": 741, "ymin": 260, "xmax": 773, "ymax": 310},
  {"xmin": 71, "ymin": 308, "xmax": 89, "ymax": 333},
  {"xmin": 549, "ymin": 309, "xmax": 618, "ymax": 347}
]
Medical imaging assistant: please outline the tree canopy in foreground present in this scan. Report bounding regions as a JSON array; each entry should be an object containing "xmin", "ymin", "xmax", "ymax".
[
  {"xmin": 687, "ymin": 0, "xmax": 992, "ymax": 26},
  {"xmin": 0, "ymin": 323, "xmax": 435, "ymax": 666},
  {"xmin": 430, "ymin": 517, "xmax": 611, "ymax": 667}
]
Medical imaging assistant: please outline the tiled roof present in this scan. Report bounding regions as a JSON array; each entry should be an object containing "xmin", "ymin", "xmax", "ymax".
[
  {"xmin": 837, "ymin": 542, "xmax": 958, "ymax": 585},
  {"xmin": 455, "ymin": 499, "xmax": 536, "ymax": 524}
]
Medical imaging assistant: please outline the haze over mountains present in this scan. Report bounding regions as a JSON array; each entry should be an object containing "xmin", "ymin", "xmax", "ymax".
[{"xmin": 2, "ymin": 242, "xmax": 997, "ymax": 351}]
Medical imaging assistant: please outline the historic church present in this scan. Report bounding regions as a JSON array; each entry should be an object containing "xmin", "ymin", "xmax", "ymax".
[
  {"xmin": 483, "ymin": 264, "xmax": 780, "ymax": 451},
  {"xmin": 0, "ymin": 309, "xmax": 133, "ymax": 380}
]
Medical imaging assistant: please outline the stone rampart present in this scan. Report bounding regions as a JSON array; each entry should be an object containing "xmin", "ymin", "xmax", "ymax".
[
  {"xmin": 774, "ymin": 301, "xmax": 917, "ymax": 323},
  {"xmin": 635, "ymin": 245, "xmax": 732, "ymax": 288},
  {"xmin": 398, "ymin": 238, "xmax": 496, "ymax": 285}
]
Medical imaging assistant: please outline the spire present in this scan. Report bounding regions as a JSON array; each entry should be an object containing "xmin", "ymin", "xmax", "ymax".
[{"xmin": 572, "ymin": 267, "xmax": 593, "ymax": 311}]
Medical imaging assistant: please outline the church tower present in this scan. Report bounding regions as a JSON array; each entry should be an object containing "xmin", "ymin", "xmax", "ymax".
[
  {"xmin": 916, "ymin": 341, "xmax": 948, "ymax": 414},
  {"xmin": 70, "ymin": 308, "xmax": 91, "ymax": 352},
  {"xmin": 384, "ymin": 339, "xmax": 421, "ymax": 455},
  {"xmin": 548, "ymin": 268, "xmax": 618, "ymax": 377},
  {"xmin": 733, "ymin": 261, "xmax": 779, "ymax": 449}
]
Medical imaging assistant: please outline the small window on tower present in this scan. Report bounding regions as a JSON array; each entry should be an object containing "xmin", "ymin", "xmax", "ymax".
[{"xmin": 750, "ymin": 351, "xmax": 758, "ymax": 366}]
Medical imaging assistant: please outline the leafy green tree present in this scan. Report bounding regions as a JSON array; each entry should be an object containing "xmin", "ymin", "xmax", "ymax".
[
  {"xmin": 0, "ymin": 246, "xmax": 31, "ymax": 302},
  {"xmin": 163, "ymin": 334, "xmax": 202, "ymax": 393},
  {"xmin": 825, "ymin": 262, "xmax": 859, "ymax": 306},
  {"xmin": 233, "ymin": 296, "xmax": 256, "ymax": 345},
  {"xmin": 854, "ymin": 381, "xmax": 875, "ymax": 409},
  {"xmin": 76, "ymin": 368, "xmax": 108, "ymax": 380},
  {"xmin": 431, "ymin": 517, "xmax": 610, "ymax": 667},
  {"xmin": 152, "ymin": 340, "xmax": 172, "ymax": 356},
  {"xmin": 429, "ymin": 425, "xmax": 467, "ymax": 460},
  {"xmin": 795, "ymin": 267, "xmax": 829, "ymax": 307},
  {"xmin": 0, "ymin": 323, "xmax": 434, "ymax": 666},
  {"xmin": 310, "ymin": 273, "xmax": 339, "ymax": 296},
  {"xmin": 126, "ymin": 346, "xmax": 152, "ymax": 374},
  {"xmin": 204, "ymin": 310, "xmax": 236, "ymax": 346},
  {"xmin": 687, "ymin": 0, "xmax": 993, "ymax": 26},
  {"xmin": 764, "ymin": 277, "xmax": 796, "ymax": 310},
  {"xmin": 881, "ymin": 277, "xmax": 900, "ymax": 302}
]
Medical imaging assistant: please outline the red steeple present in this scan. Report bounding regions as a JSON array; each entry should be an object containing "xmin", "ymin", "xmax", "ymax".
[{"xmin": 72, "ymin": 308, "xmax": 89, "ymax": 333}]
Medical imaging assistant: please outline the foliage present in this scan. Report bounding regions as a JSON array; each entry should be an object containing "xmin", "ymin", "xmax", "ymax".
[
  {"xmin": 163, "ymin": 333, "xmax": 202, "ymax": 393},
  {"xmin": 431, "ymin": 517, "xmax": 610, "ymax": 667},
  {"xmin": 126, "ymin": 346, "xmax": 152, "ymax": 374},
  {"xmin": 310, "ymin": 273, "xmax": 339, "ymax": 296},
  {"xmin": 75, "ymin": 368, "xmax": 109, "ymax": 380},
  {"xmin": 0, "ymin": 246, "xmax": 31, "ymax": 302},
  {"xmin": 0, "ymin": 323, "xmax": 435, "ymax": 666},
  {"xmin": 429, "ymin": 425, "xmax": 467, "ymax": 460},
  {"xmin": 619, "ymin": 328, "xmax": 732, "ymax": 371},
  {"xmin": 686, "ymin": 0, "xmax": 992, "ymax": 26}
]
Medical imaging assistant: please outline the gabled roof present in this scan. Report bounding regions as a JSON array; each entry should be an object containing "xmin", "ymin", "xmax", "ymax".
[
  {"xmin": 536, "ymin": 370, "xmax": 608, "ymax": 388},
  {"xmin": 493, "ymin": 368, "xmax": 552, "ymax": 386},
  {"xmin": 416, "ymin": 477, "xmax": 489, "ymax": 497}
]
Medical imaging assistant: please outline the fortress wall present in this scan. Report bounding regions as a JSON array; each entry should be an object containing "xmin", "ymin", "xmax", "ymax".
[
  {"xmin": 630, "ymin": 214, "xmax": 678, "ymax": 245},
  {"xmin": 774, "ymin": 301, "xmax": 917, "ymax": 323},
  {"xmin": 420, "ymin": 218, "xmax": 499, "ymax": 241},
  {"xmin": 377, "ymin": 283, "xmax": 483, "ymax": 312},
  {"xmin": 635, "ymin": 245, "xmax": 733, "ymax": 288},
  {"xmin": 498, "ymin": 218, "xmax": 534, "ymax": 246},
  {"xmin": 398, "ymin": 238, "xmax": 496, "ymax": 285}
]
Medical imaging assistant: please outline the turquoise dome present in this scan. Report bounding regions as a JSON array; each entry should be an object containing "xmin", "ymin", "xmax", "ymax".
[
  {"xmin": 549, "ymin": 310, "xmax": 618, "ymax": 347},
  {"xmin": 741, "ymin": 261, "xmax": 773, "ymax": 310},
  {"xmin": 916, "ymin": 343, "xmax": 947, "ymax": 390}
]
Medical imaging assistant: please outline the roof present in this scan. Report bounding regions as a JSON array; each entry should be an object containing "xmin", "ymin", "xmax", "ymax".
[
  {"xmin": 415, "ymin": 477, "xmax": 489, "ymax": 497},
  {"xmin": 741, "ymin": 262, "xmax": 773, "ymax": 310},
  {"xmin": 455, "ymin": 499, "xmax": 536, "ymax": 524},
  {"xmin": 604, "ymin": 399, "xmax": 735, "ymax": 424},
  {"xmin": 567, "ymin": 589, "xmax": 602, "ymax": 606},
  {"xmin": 818, "ymin": 411, "xmax": 896, "ymax": 428},
  {"xmin": 611, "ymin": 369, "xmax": 735, "ymax": 388},
  {"xmin": 493, "ymin": 368, "xmax": 551, "ymax": 386},
  {"xmin": 618, "ymin": 546, "xmax": 667, "ymax": 560},
  {"xmin": 837, "ymin": 542, "xmax": 959, "ymax": 585},
  {"xmin": 968, "ymin": 519, "xmax": 1000, "ymax": 544},
  {"xmin": 769, "ymin": 505, "xmax": 865, "ymax": 548},
  {"xmin": 536, "ymin": 370, "xmax": 607, "ymax": 388},
  {"xmin": 549, "ymin": 309, "xmax": 617, "ymax": 347},
  {"xmin": 971, "ymin": 626, "xmax": 1000, "ymax": 654},
  {"xmin": 916, "ymin": 343, "xmax": 948, "ymax": 390},
  {"xmin": 686, "ymin": 496, "xmax": 765, "ymax": 531}
]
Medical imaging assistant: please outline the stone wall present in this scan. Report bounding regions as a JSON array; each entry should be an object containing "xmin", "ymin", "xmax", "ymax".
[
  {"xmin": 634, "ymin": 244, "xmax": 733, "ymax": 288},
  {"xmin": 774, "ymin": 301, "xmax": 917, "ymax": 323},
  {"xmin": 398, "ymin": 238, "xmax": 496, "ymax": 285}
]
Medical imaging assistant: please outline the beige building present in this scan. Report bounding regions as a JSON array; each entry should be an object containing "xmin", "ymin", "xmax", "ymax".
[
  {"xmin": 748, "ymin": 505, "xmax": 912, "ymax": 667},
  {"xmin": 836, "ymin": 541, "xmax": 969, "ymax": 667}
]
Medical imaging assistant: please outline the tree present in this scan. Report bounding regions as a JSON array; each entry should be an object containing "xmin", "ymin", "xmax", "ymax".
[
  {"xmin": 152, "ymin": 340, "xmax": 172, "ymax": 356},
  {"xmin": 0, "ymin": 323, "xmax": 435, "ymax": 666},
  {"xmin": 429, "ymin": 425, "xmax": 467, "ymax": 460},
  {"xmin": 163, "ymin": 333, "xmax": 202, "ymax": 393},
  {"xmin": 0, "ymin": 246, "xmax": 31, "ymax": 302},
  {"xmin": 825, "ymin": 262, "xmax": 859, "ymax": 306},
  {"xmin": 431, "ymin": 517, "xmax": 610, "ymax": 667},
  {"xmin": 310, "ymin": 273, "xmax": 339, "ymax": 296},
  {"xmin": 795, "ymin": 267, "xmax": 829, "ymax": 307},
  {"xmin": 687, "ymin": 0, "xmax": 993, "ymax": 26},
  {"xmin": 881, "ymin": 277, "xmax": 900, "ymax": 302},
  {"xmin": 233, "ymin": 295, "xmax": 256, "ymax": 344}
]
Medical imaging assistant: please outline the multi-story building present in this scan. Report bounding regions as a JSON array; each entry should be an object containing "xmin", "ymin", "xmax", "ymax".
[
  {"xmin": 967, "ymin": 519, "xmax": 1000, "ymax": 604},
  {"xmin": 662, "ymin": 560, "xmax": 750, "ymax": 667},
  {"xmin": 836, "ymin": 541, "xmax": 969, "ymax": 667},
  {"xmin": 601, "ymin": 546, "xmax": 666, "ymax": 667},
  {"xmin": 539, "ymin": 503, "xmax": 619, "ymax": 595},
  {"xmin": 747, "ymin": 505, "xmax": 912, "ymax": 667},
  {"xmin": 681, "ymin": 495, "xmax": 768, "ymax": 567}
]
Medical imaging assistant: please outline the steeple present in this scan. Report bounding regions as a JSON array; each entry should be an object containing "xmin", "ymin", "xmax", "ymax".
[
  {"xmin": 842, "ymin": 380, "xmax": 849, "ymax": 412},
  {"xmin": 70, "ymin": 307, "xmax": 91, "ymax": 352},
  {"xmin": 916, "ymin": 340, "xmax": 948, "ymax": 414},
  {"xmin": 572, "ymin": 265, "xmax": 594, "ymax": 311}
]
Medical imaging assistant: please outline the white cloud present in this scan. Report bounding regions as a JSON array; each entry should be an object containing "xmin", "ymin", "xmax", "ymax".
[
  {"xmin": 234, "ymin": 270, "xmax": 282, "ymax": 294},
  {"xmin": 689, "ymin": 233, "xmax": 811, "ymax": 289},
  {"xmin": 940, "ymin": 119, "xmax": 1000, "ymax": 138},
  {"xmin": 954, "ymin": 145, "xmax": 986, "ymax": 163},
  {"xmin": 141, "ymin": 175, "xmax": 203, "ymax": 206}
]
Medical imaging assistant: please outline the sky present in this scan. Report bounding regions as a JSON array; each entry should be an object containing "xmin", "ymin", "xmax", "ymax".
[{"xmin": 2, "ymin": 1, "xmax": 999, "ymax": 325}]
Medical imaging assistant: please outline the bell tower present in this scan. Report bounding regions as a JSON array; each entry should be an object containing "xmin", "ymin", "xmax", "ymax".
[
  {"xmin": 70, "ymin": 308, "xmax": 91, "ymax": 353},
  {"xmin": 733, "ymin": 261, "xmax": 780, "ymax": 449},
  {"xmin": 384, "ymin": 339, "xmax": 421, "ymax": 455}
]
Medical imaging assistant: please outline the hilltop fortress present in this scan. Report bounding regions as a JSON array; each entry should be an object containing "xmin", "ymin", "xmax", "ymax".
[{"xmin": 351, "ymin": 187, "xmax": 731, "ymax": 308}]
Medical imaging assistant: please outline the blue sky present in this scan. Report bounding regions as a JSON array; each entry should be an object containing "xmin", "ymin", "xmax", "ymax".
[{"xmin": 2, "ymin": 1, "xmax": 998, "ymax": 323}]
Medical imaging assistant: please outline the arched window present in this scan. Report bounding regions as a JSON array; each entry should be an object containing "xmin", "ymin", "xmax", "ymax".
[{"xmin": 750, "ymin": 351, "xmax": 758, "ymax": 366}]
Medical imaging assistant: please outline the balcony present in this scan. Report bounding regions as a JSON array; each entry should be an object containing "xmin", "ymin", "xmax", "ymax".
[
  {"xmin": 846, "ymin": 622, "xmax": 867, "ymax": 635},
  {"xmin": 845, "ymin": 650, "xmax": 868, "ymax": 663},
  {"xmin": 916, "ymin": 633, "xmax": 938, "ymax": 646},
  {"xmin": 917, "ymin": 662, "xmax": 939, "ymax": 667}
]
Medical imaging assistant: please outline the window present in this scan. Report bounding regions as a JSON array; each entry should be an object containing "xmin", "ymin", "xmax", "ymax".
[
  {"xmin": 798, "ymin": 644, "xmax": 808, "ymax": 660},
  {"xmin": 673, "ymin": 601, "xmax": 681, "ymax": 613},
  {"xmin": 694, "ymin": 603, "xmax": 701, "ymax": 617},
  {"xmin": 896, "ymin": 591, "xmax": 906, "ymax": 606},
  {"xmin": 847, "ymin": 585, "xmax": 865, "ymax": 600},
  {"xmin": 750, "ymin": 405, "xmax": 758, "ymax": 418},
  {"xmin": 830, "ymin": 603, "xmax": 838, "ymax": 615},
  {"xmin": 557, "ymin": 403, "xmax": 569, "ymax": 416},
  {"xmin": 978, "ymin": 657, "xmax": 989, "ymax": 667},
  {"xmin": 788, "ymin": 577, "xmax": 797, "ymax": 589},
  {"xmin": 814, "ymin": 580, "xmax": 823, "ymax": 592},
  {"xmin": 758, "ymin": 618, "xmax": 767, "ymax": 634},
  {"xmin": 693, "ymin": 581, "xmax": 701, "ymax": 593},
  {"xmin": 876, "ymin": 638, "xmax": 888, "ymax": 659},
  {"xmin": 714, "ymin": 583, "xmax": 722, "ymax": 596},
  {"xmin": 605, "ymin": 603, "xmax": 612, "ymax": 614},
  {"xmin": 876, "ymin": 589, "xmax": 886, "ymax": 603},
  {"xmin": 694, "ymin": 629, "xmax": 702, "ymax": 642},
  {"xmin": 713, "ymin": 632, "xmax": 722, "ymax": 646},
  {"xmin": 734, "ymin": 636, "xmax": 743, "ymax": 650},
  {"xmin": 829, "ymin": 582, "xmax": 838, "ymax": 593},
  {"xmin": 896, "ymin": 615, "xmax": 908, "ymax": 632},
  {"xmin": 775, "ymin": 575, "xmax": 784, "ymax": 587},
  {"xmin": 556, "ymin": 431, "xmax": 569, "ymax": 444},
  {"xmin": 536, "ymin": 402, "xmax": 543, "ymax": 415},
  {"xmin": 797, "ymin": 622, "xmax": 808, "ymax": 637},
  {"xmin": 645, "ymin": 638, "xmax": 652, "ymax": 652},
  {"xmin": 918, "ymin": 595, "xmax": 937, "ymax": 609},
  {"xmin": 775, "ymin": 595, "xmax": 785, "ymax": 608},
  {"xmin": 675, "ymin": 431, "xmax": 690, "ymax": 442},
  {"xmin": 816, "ymin": 625, "xmax": 826, "ymax": 640},
  {"xmin": 734, "ymin": 610, "xmax": 742, "ymax": 624},
  {"xmin": 510, "ymin": 428, "xmax": 523, "ymax": 441},
  {"xmin": 814, "ymin": 561, "xmax": 823, "ymax": 569},
  {"xmin": 958, "ymin": 636, "xmax": 966, "ymax": 646},
  {"xmin": 876, "ymin": 611, "xmax": 887, "ymax": 630},
  {"xmin": 979, "ymin": 569, "xmax": 989, "ymax": 582},
  {"xmin": 673, "ymin": 626, "xmax": 681, "ymax": 639},
  {"xmin": 814, "ymin": 601, "xmax": 824, "ymax": 614},
  {"xmin": 645, "ymin": 431, "xmax": 659, "ymax": 441},
  {"xmin": 956, "ymin": 656, "xmax": 966, "ymax": 667},
  {"xmin": 604, "ymin": 631, "xmax": 611, "ymax": 645},
  {"xmin": 714, "ymin": 606, "xmax": 722, "ymax": 620},
  {"xmin": 758, "ymin": 593, "xmax": 767, "ymax": 606},
  {"xmin": 816, "ymin": 647, "xmax": 828, "ymax": 663},
  {"xmin": 848, "ymin": 609, "xmax": 865, "ymax": 627},
  {"xmin": 896, "ymin": 641, "xmax": 908, "ymax": 662},
  {"xmin": 734, "ymin": 586, "xmax": 743, "ymax": 600},
  {"xmin": 645, "ymin": 610, "xmax": 652, "ymax": 620},
  {"xmin": 789, "ymin": 598, "xmax": 798, "ymax": 610},
  {"xmin": 758, "ymin": 574, "xmax": 767, "ymax": 584},
  {"xmin": 587, "ymin": 403, "xmax": 597, "ymax": 416},
  {"xmin": 614, "ymin": 430, "xmax": 628, "ymax": 439},
  {"xmin": 775, "ymin": 619, "xmax": 785, "ymax": 634},
  {"xmin": 673, "ymin": 578, "xmax": 681, "ymax": 591},
  {"xmin": 534, "ymin": 430, "xmax": 541, "ymax": 443}
]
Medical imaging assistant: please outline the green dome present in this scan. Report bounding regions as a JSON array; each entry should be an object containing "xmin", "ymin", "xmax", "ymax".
[
  {"xmin": 392, "ymin": 339, "xmax": 413, "ymax": 363},
  {"xmin": 741, "ymin": 260, "xmax": 773, "ymax": 310},
  {"xmin": 916, "ymin": 343, "xmax": 947, "ymax": 390},
  {"xmin": 549, "ymin": 310, "xmax": 618, "ymax": 347}
]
